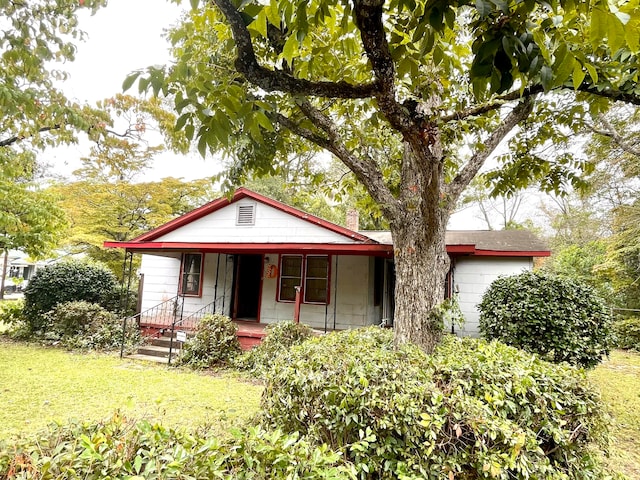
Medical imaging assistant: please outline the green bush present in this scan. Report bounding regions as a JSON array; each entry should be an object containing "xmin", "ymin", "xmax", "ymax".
[
  {"xmin": 262, "ymin": 327, "xmax": 614, "ymax": 479},
  {"xmin": 612, "ymin": 317, "xmax": 640, "ymax": 350},
  {"xmin": 43, "ymin": 301, "xmax": 140, "ymax": 351},
  {"xmin": 0, "ymin": 300, "xmax": 24, "ymax": 327},
  {"xmin": 235, "ymin": 321, "xmax": 313, "ymax": 376},
  {"xmin": 478, "ymin": 271, "xmax": 612, "ymax": 368},
  {"xmin": 0, "ymin": 414, "xmax": 355, "ymax": 479},
  {"xmin": 23, "ymin": 261, "xmax": 119, "ymax": 333},
  {"xmin": 177, "ymin": 314, "xmax": 241, "ymax": 369}
]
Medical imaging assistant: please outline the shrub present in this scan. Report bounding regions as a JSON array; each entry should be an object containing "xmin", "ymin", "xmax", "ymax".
[
  {"xmin": 23, "ymin": 260, "xmax": 119, "ymax": 333},
  {"xmin": 0, "ymin": 414, "xmax": 355, "ymax": 479},
  {"xmin": 478, "ymin": 271, "xmax": 612, "ymax": 368},
  {"xmin": 0, "ymin": 300, "xmax": 24, "ymax": 327},
  {"xmin": 177, "ymin": 314, "xmax": 241, "ymax": 369},
  {"xmin": 43, "ymin": 301, "xmax": 140, "ymax": 351},
  {"xmin": 612, "ymin": 317, "xmax": 640, "ymax": 350},
  {"xmin": 235, "ymin": 321, "xmax": 313, "ymax": 377},
  {"xmin": 262, "ymin": 327, "xmax": 614, "ymax": 479}
]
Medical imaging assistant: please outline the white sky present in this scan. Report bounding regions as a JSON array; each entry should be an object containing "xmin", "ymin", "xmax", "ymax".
[{"xmin": 43, "ymin": 0, "xmax": 222, "ymax": 182}]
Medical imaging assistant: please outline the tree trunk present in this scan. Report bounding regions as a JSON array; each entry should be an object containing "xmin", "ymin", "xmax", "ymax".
[
  {"xmin": 390, "ymin": 214, "xmax": 450, "ymax": 353},
  {"xmin": 0, "ymin": 249, "xmax": 8, "ymax": 300}
]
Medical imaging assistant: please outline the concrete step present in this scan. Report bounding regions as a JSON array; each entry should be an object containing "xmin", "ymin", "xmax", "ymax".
[
  {"xmin": 149, "ymin": 336, "xmax": 187, "ymax": 348},
  {"xmin": 126, "ymin": 353, "xmax": 171, "ymax": 364},
  {"xmin": 137, "ymin": 344, "xmax": 180, "ymax": 358}
]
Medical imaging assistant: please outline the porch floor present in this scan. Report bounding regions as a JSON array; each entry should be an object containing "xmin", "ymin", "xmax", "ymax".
[{"xmin": 234, "ymin": 320, "xmax": 267, "ymax": 350}]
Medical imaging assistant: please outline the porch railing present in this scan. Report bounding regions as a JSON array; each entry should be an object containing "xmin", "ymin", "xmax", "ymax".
[
  {"xmin": 167, "ymin": 295, "xmax": 226, "ymax": 364},
  {"xmin": 119, "ymin": 295, "xmax": 184, "ymax": 358}
]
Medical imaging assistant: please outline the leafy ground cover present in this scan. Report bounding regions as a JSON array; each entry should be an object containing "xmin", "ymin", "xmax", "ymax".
[
  {"xmin": 590, "ymin": 349, "xmax": 640, "ymax": 478},
  {"xmin": 0, "ymin": 339, "xmax": 262, "ymax": 439}
]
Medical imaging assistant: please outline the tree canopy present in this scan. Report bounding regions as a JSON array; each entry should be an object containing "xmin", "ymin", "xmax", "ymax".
[
  {"xmin": 0, "ymin": 0, "xmax": 110, "ymax": 156},
  {"xmin": 129, "ymin": 0, "xmax": 640, "ymax": 349}
]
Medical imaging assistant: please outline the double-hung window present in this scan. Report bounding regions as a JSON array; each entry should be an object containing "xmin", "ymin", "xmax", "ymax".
[
  {"xmin": 278, "ymin": 255, "xmax": 329, "ymax": 304},
  {"xmin": 181, "ymin": 253, "xmax": 203, "ymax": 296}
]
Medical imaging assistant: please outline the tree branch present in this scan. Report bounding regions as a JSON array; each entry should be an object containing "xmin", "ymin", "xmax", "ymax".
[
  {"xmin": 352, "ymin": 0, "xmax": 414, "ymax": 135},
  {"xmin": 212, "ymin": 0, "xmax": 381, "ymax": 99},
  {"xmin": 0, "ymin": 125, "xmax": 61, "ymax": 147},
  {"xmin": 276, "ymin": 100, "xmax": 399, "ymax": 215},
  {"xmin": 591, "ymin": 114, "xmax": 640, "ymax": 157},
  {"xmin": 442, "ymin": 82, "xmax": 640, "ymax": 124},
  {"xmin": 446, "ymin": 97, "xmax": 534, "ymax": 202}
]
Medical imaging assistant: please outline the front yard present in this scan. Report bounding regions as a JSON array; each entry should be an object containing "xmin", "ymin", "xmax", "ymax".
[
  {"xmin": 589, "ymin": 350, "xmax": 640, "ymax": 478},
  {"xmin": 0, "ymin": 339, "xmax": 262, "ymax": 439},
  {"xmin": 0, "ymin": 338, "xmax": 638, "ymax": 478}
]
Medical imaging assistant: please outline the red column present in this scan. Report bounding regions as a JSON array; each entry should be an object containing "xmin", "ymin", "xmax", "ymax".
[{"xmin": 293, "ymin": 286, "xmax": 302, "ymax": 324}]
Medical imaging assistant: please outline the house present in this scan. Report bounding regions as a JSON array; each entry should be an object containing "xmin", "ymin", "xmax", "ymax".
[
  {"xmin": 104, "ymin": 188, "xmax": 549, "ymax": 339},
  {"xmin": 1, "ymin": 250, "xmax": 44, "ymax": 295}
]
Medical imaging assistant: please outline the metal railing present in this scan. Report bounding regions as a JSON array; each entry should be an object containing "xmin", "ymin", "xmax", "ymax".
[
  {"xmin": 119, "ymin": 295, "xmax": 184, "ymax": 358},
  {"xmin": 167, "ymin": 295, "xmax": 226, "ymax": 364}
]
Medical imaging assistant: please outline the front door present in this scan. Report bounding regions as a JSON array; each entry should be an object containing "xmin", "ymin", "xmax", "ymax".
[{"xmin": 232, "ymin": 254, "xmax": 263, "ymax": 321}]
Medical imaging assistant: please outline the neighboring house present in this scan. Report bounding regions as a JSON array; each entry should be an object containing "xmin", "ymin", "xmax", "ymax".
[
  {"xmin": 1, "ymin": 251, "xmax": 43, "ymax": 294},
  {"xmin": 105, "ymin": 188, "xmax": 549, "ymax": 337}
]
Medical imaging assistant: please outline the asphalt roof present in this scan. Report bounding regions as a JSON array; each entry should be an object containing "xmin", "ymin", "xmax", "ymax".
[{"xmin": 362, "ymin": 229, "xmax": 548, "ymax": 252}]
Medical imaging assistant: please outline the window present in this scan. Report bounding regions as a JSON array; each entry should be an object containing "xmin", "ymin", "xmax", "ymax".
[
  {"xmin": 304, "ymin": 256, "xmax": 328, "ymax": 303},
  {"xmin": 279, "ymin": 255, "xmax": 302, "ymax": 301},
  {"xmin": 278, "ymin": 255, "xmax": 329, "ymax": 304},
  {"xmin": 181, "ymin": 253, "xmax": 203, "ymax": 296}
]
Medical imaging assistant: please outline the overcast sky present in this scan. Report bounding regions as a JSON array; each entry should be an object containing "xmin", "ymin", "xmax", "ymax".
[{"xmin": 43, "ymin": 0, "xmax": 221, "ymax": 182}]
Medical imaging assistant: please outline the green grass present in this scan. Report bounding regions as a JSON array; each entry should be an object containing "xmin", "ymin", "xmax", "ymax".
[
  {"xmin": 590, "ymin": 350, "xmax": 640, "ymax": 479},
  {"xmin": 0, "ymin": 339, "xmax": 263, "ymax": 440}
]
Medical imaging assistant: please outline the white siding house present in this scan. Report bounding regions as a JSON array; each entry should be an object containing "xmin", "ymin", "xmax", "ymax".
[{"xmin": 105, "ymin": 188, "xmax": 549, "ymax": 338}]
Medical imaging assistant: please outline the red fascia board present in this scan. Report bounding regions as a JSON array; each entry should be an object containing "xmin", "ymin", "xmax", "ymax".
[
  {"xmin": 131, "ymin": 188, "xmax": 371, "ymax": 243},
  {"xmin": 104, "ymin": 241, "xmax": 394, "ymax": 257},
  {"xmin": 445, "ymin": 244, "xmax": 476, "ymax": 254}
]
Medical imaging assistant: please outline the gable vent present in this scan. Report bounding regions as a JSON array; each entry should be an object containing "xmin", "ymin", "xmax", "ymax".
[{"xmin": 236, "ymin": 204, "xmax": 256, "ymax": 225}]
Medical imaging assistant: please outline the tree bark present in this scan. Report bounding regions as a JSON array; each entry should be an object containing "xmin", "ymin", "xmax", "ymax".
[
  {"xmin": 0, "ymin": 249, "xmax": 8, "ymax": 300},
  {"xmin": 391, "ymin": 214, "xmax": 450, "ymax": 352}
]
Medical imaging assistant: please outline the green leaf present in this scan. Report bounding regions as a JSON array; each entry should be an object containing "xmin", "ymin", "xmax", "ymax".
[
  {"xmin": 585, "ymin": 63, "xmax": 598, "ymax": 83},
  {"xmin": 197, "ymin": 135, "xmax": 207, "ymax": 158},
  {"xmin": 122, "ymin": 71, "xmax": 140, "ymax": 92},
  {"xmin": 589, "ymin": 7, "xmax": 608, "ymax": 49},
  {"xmin": 281, "ymin": 35, "xmax": 298, "ymax": 66},
  {"xmin": 254, "ymin": 110, "xmax": 274, "ymax": 132},
  {"xmin": 540, "ymin": 65, "xmax": 553, "ymax": 90},
  {"xmin": 572, "ymin": 63, "xmax": 586, "ymax": 90},
  {"xmin": 266, "ymin": 0, "xmax": 280, "ymax": 28},
  {"xmin": 248, "ymin": 9, "xmax": 268, "ymax": 38}
]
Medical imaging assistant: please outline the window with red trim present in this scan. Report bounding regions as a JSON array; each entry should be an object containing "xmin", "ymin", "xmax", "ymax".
[
  {"xmin": 181, "ymin": 253, "xmax": 203, "ymax": 296},
  {"xmin": 278, "ymin": 255, "xmax": 329, "ymax": 304}
]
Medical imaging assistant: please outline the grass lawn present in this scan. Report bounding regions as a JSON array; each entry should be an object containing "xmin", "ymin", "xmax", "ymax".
[
  {"xmin": 0, "ymin": 339, "xmax": 263, "ymax": 440},
  {"xmin": 590, "ymin": 349, "xmax": 640, "ymax": 479}
]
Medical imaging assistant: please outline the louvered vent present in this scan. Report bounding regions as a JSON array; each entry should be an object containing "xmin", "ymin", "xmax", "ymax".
[{"xmin": 236, "ymin": 204, "xmax": 256, "ymax": 225}]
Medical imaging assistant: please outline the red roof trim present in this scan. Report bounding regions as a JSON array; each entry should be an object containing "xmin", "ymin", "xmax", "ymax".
[
  {"xmin": 132, "ymin": 188, "xmax": 371, "ymax": 243},
  {"xmin": 104, "ymin": 241, "xmax": 394, "ymax": 257},
  {"xmin": 446, "ymin": 244, "xmax": 476, "ymax": 254}
]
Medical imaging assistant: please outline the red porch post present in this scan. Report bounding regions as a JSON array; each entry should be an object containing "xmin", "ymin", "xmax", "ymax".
[{"xmin": 293, "ymin": 286, "xmax": 302, "ymax": 324}]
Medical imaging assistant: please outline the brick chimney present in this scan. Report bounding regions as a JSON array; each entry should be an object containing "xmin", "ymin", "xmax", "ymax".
[{"xmin": 346, "ymin": 208, "xmax": 359, "ymax": 232}]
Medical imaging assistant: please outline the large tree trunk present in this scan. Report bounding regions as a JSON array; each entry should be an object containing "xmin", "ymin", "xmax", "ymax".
[
  {"xmin": 390, "ymin": 211, "xmax": 450, "ymax": 353},
  {"xmin": 386, "ymin": 142, "xmax": 452, "ymax": 353}
]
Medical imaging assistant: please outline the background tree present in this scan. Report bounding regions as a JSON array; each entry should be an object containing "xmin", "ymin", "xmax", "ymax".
[
  {"xmin": 49, "ymin": 94, "xmax": 212, "ymax": 278},
  {"xmin": 0, "ymin": 158, "xmax": 67, "ymax": 300},
  {"xmin": 0, "ymin": 0, "xmax": 110, "ymax": 155},
  {"xmin": 132, "ymin": 0, "xmax": 640, "ymax": 350}
]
